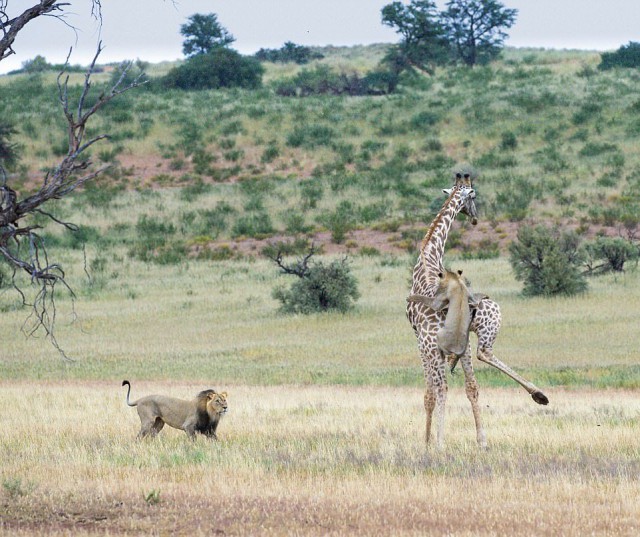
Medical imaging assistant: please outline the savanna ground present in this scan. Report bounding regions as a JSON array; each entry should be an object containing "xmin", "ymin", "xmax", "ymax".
[
  {"xmin": 2, "ymin": 45, "xmax": 640, "ymax": 534},
  {"xmin": 2, "ymin": 257, "xmax": 639, "ymax": 535}
]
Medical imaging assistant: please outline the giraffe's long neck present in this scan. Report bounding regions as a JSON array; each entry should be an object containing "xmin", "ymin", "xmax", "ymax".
[{"xmin": 412, "ymin": 189, "xmax": 464, "ymax": 295}]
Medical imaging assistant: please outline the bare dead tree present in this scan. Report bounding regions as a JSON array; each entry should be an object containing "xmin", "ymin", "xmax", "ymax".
[
  {"xmin": 1, "ymin": 1, "xmax": 89, "ymax": 62},
  {"xmin": 265, "ymin": 244, "xmax": 318, "ymax": 279},
  {"xmin": 0, "ymin": 42, "xmax": 145, "ymax": 358}
]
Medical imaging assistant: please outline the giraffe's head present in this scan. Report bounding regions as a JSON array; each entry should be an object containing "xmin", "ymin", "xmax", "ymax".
[{"xmin": 443, "ymin": 173, "xmax": 477, "ymax": 225}]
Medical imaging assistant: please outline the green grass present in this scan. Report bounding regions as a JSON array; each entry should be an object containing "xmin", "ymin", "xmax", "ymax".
[{"xmin": 2, "ymin": 254, "xmax": 639, "ymax": 389}]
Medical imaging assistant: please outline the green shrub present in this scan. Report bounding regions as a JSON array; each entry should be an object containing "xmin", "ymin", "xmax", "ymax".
[
  {"xmin": 191, "ymin": 150, "xmax": 216, "ymax": 176},
  {"xmin": 583, "ymin": 237, "xmax": 638, "ymax": 273},
  {"xmin": 599, "ymin": 42, "xmax": 640, "ymax": 70},
  {"xmin": 196, "ymin": 244, "xmax": 235, "ymax": 261},
  {"xmin": 282, "ymin": 211, "xmax": 313, "ymax": 235},
  {"xmin": 0, "ymin": 121, "xmax": 20, "ymax": 170},
  {"xmin": 409, "ymin": 110, "xmax": 441, "ymax": 131},
  {"xmin": 0, "ymin": 262, "xmax": 11, "ymax": 289},
  {"xmin": 195, "ymin": 202, "xmax": 235, "ymax": 238},
  {"xmin": 359, "ymin": 202, "xmax": 389, "ymax": 223},
  {"xmin": 572, "ymin": 101, "xmax": 603, "ymax": 125},
  {"xmin": 492, "ymin": 175, "xmax": 538, "ymax": 221},
  {"xmin": 578, "ymin": 142, "xmax": 619, "ymax": 157},
  {"xmin": 272, "ymin": 258, "xmax": 359, "ymax": 314},
  {"xmin": 262, "ymin": 238, "xmax": 312, "ymax": 258},
  {"xmin": 2, "ymin": 477, "xmax": 36, "ymax": 499},
  {"xmin": 462, "ymin": 239, "xmax": 500, "ymax": 260},
  {"xmin": 163, "ymin": 48, "xmax": 264, "ymax": 90},
  {"xmin": 286, "ymin": 124, "xmax": 337, "ymax": 149},
  {"xmin": 509, "ymin": 225, "xmax": 587, "ymax": 297},
  {"xmin": 61, "ymin": 225, "xmax": 102, "ymax": 249},
  {"xmin": 77, "ymin": 181, "xmax": 124, "ymax": 208},
  {"xmin": 180, "ymin": 180, "xmax": 212, "ymax": 201},
  {"xmin": 177, "ymin": 123, "xmax": 204, "ymax": 155},
  {"xmin": 317, "ymin": 201, "xmax": 357, "ymax": 243},
  {"xmin": 300, "ymin": 180, "xmax": 324, "ymax": 209},
  {"xmin": 129, "ymin": 215, "xmax": 177, "ymax": 261},
  {"xmin": 274, "ymin": 65, "xmax": 396, "ymax": 97},
  {"xmin": 153, "ymin": 241, "xmax": 188, "ymax": 265},
  {"xmin": 500, "ymin": 131, "xmax": 518, "ymax": 150},
  {"xmin": 254, "ymin": 42, "xmax": 324, "ymax": 64},
  {"xmin": 232, "ymin": 212, "xmax": 274, "ymax": 238},
  {"xmin": 260, "ymin": 143, "xmax": 280, "ymax": 163}
]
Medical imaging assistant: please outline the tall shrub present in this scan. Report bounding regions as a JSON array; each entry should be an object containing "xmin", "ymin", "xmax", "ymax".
[
  {"xmin": 599, "ymin": 42, "xmax": 640, "ymax": 70},
  {"xmin": 272, "ymin": 258, "xmax": 360, "ymax": 314},
  {"xmin": 163, "ymin": 49, "xmax": 263, "ymax": 90},
  {"xmin": 509, "ymin": 225, "xmax": 587, "ymax": 296}
]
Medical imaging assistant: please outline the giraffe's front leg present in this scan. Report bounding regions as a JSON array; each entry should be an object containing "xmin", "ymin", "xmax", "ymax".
[
  {"xmin": 423, "ymin": 388, "xmax": 435, "ymax": 446},
  {"xmin": 428, "ymin": 351, "xmax": 448, "ymax": 450},
  {"xmin": 421, "ymin": 343, "xmax": 443, "ymax": 448}
]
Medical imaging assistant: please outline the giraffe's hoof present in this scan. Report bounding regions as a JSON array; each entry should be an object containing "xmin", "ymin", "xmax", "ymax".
[{"xmin": 531, "ymin": 391, "xmax": 549, "ymax": 405}]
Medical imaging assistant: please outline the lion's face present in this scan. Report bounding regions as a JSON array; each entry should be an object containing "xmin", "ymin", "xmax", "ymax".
[{"xmin": 207, "ymin": 391, "xmax": 228, "ymax": 416}]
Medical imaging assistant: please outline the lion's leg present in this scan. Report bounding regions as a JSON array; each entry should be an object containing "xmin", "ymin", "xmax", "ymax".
[
  {"xmin": 151, "ymin": 418, "xmax": 165, "ymax": 436},
  {"xmin": 136, "ymin": 405, "xmax": 163, "ymax": 439},
  {"xmin": 183, "ymin": 423, "xmax": 198, "ymax": 439},
  {"xmin": 205, "ymin": 420, "xmax": 219, "ymax": 440},
  {"xmin": 137, "ymin": 420, "xmax": 155, "ymax": 439}
]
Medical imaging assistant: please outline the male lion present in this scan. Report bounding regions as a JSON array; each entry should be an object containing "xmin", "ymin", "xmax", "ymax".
[{"xmin": 122, "ymin": 380, "xmax": 228, "ymax": 439}]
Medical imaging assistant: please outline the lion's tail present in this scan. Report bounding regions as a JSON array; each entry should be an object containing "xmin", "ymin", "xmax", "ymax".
[{"xmin": 122, "ymin": 380, "xmax": 136, "ymax": 406}]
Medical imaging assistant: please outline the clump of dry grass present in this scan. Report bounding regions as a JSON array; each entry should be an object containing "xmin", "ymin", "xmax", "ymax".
[{"xmin": 1, "ymin": 383, "xmax": 638, "ymax": 535}]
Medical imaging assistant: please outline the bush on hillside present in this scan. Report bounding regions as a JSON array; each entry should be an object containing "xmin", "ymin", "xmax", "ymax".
[
  {"xmin": 509, "ymin": 225, "xmax": 588, "ymax": 297},
  {"xmin": 599, "ymin": 42, "xmax": 640, "ymax": 70},
  {"xmin": 274, "ymin": 65, "xmax": 397, "ymax": 96},
  {"xmin": 255, "ymin": 42, "xmax": 324, "ymax": 64},
  {"xmin": 0, "ymin": 121, "xmax": 20, "ymax": 170},
  {"xmin": 108, "ymin": 59, "xmax": 149, "ymax": 88},
  {"xmin": 163, "ymin": 48, "xmax": 264, "ymax": 90}
]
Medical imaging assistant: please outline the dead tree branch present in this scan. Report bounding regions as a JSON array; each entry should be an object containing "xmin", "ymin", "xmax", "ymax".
[
  {"xmin": 0, "ymin": 43, "xmax": 145, "ymax": 359},
  {"xmin": 266, "ymin": 244, "xmax": 318, "ymax": 278},
  {"xmin": 0, "ymin": 1, "xmax": 108, "ymax": 62},
  {"xmin": 0, "ymin": 1, "xmax": 67, "ymax": 61}
]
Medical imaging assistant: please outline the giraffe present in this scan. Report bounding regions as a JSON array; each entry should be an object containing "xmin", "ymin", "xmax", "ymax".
[{"xmin": 407, "ymin": 173, "xmax": 548, "ymax": 449}]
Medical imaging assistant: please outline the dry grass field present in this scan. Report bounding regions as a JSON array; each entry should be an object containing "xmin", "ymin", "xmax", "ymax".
[
  {"xmin": 2, "ymin": 256, "xmax": 640, "ymax": 535},
  {"xmin": 1, "ymin": 383, "xmax": 639, "ymax": 536}
]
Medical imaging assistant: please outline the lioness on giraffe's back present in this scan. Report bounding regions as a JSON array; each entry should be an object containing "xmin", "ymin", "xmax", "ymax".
[{"xmin": 122, "ymin": 380, "xmax": 228, "ymax": 439}]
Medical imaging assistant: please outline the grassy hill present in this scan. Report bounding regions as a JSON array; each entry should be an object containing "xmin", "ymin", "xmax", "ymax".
[{"xmin": 1, "ymin": 45, "xmax": 639, "ymax": 261}]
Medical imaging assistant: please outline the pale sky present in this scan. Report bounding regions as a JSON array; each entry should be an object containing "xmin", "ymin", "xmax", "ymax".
[{"xmin": 1, "ymin": 0, "xmax": 638, "ymax": 74}]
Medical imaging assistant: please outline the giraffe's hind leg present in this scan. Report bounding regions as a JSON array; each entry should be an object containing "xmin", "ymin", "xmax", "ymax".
[
  {"xmin": 473, "ymin": 298, "xmax": 549, "ymax": 405},
  {"xmin": 477, "ymin": 347, "xmax": 549, "ymax": 405},
  {"xmin": 458, "ymin": 351, "xmax": 486, "ymax": 448}
]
